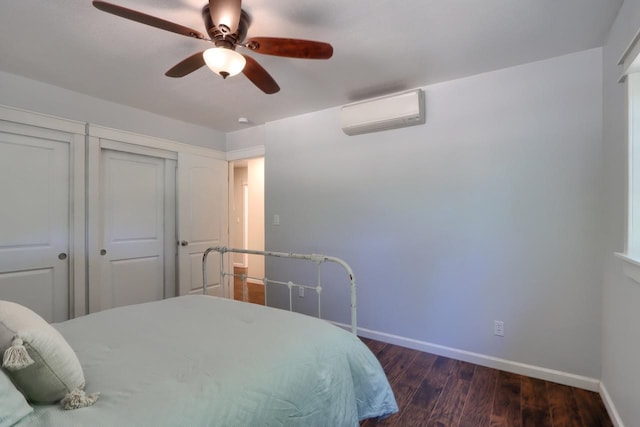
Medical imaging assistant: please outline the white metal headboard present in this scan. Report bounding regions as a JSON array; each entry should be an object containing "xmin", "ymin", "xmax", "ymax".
[{"xmin": 202, "ymin": 247, "xmax": 357, "ymax": 335}]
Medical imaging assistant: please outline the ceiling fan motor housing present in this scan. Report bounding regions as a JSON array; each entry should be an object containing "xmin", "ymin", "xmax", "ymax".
[{"xmin": 202, "ymin": 5, "xmax": 250, "ymax": 48}]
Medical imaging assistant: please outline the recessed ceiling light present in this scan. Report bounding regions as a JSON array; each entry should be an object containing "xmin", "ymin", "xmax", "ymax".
[{"xmin": 237, "ymin": 117, "xmax": 249, "ymax": 124}]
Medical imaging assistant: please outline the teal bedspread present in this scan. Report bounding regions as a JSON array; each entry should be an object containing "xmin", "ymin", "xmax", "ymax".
[{"xmin": 16, "ymin": 295, "xmax": 397, "ymax": 426}]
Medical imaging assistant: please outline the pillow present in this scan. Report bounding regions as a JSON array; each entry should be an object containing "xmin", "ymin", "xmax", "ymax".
[
  {"xmin": 0, "ymin": 368, "xmax": 32, "ymax": 427},
  {"xmin": 0, "ymin": 300, "xmax": 98, "ymax": 409}
]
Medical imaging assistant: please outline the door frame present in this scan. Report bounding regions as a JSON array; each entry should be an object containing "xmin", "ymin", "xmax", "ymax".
[
  {"xmin": 0, "ymin": 106, "xmax": 86, "ymax": 319},
  {"xmin": 226, "ymin": 146, "xmax": 266, "ymax": 300}
]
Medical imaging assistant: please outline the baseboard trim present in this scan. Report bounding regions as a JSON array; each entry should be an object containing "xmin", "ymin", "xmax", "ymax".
[
  {"xmin": 333, "ymin": 322, "xmax": 601, "ymax": 392},
  {"xmin": 599, "ymin": 382, "xmax": 625, "ymax": 427}
]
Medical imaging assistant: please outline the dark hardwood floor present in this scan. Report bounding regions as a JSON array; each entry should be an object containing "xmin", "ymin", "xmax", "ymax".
[{"xmin": 360, "ymin": 338, "xmax": 613, "ymax": 427}]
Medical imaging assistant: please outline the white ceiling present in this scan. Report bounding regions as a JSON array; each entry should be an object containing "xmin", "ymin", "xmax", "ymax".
[{"xmin": 0, "ymin": 0, "xmax": 623, "ymax": 133}]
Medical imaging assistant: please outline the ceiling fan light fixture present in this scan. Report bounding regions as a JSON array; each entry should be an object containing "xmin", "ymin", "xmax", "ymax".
[{"xmin": 203, "ymin": 47, "xmax": 246, "ymax": 79}]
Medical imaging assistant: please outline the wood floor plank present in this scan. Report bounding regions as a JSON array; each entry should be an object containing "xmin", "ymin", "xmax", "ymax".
[
  {"xmin": 490, "ymin": 371, "xmax": 522, "ymax": 427},
  {"xmin": 377, "ymin": 344, "xmax": 417, "ymax": 383},
  {"xmin": 395, "ymin": 356, "xmax": 457, "ymax": 426},
  {"xmin": 384, "ymin": 347, "xmax": 422, "ymax": 386},
  {"xmin": 458, "ymin": 365, "xmax": 498, "ymax": 427},
  {"xmin": 362, "ymin": 338, "xmax": 389, "ymax": 358},
  {"xmin": 521, "ymin": 376, "xmax": 552, "ymax": 427},
  {"xmin": 573, "ymin": 387, "xmax": 614, "ymax": 427},
  {"xmin": 393, "ymin": 352, "xmax": 438, "ymax": 409},
  {"xmin": 546, "ymin": 382, "xmax": 582, "ymax": 427},
  {"xmin": 426, "ymin": 360, "xmax": 476, "ymax": 427}
]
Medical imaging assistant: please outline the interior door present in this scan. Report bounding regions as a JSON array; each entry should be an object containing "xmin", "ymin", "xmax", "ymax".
[
  {"xmin": 0, "ymin": 131, "xmax": 69, "ymax": 322},
  {"xmin": 98, "ymin": 150, "xmax": 170, "ymax": 309},
  {"xmin": 177, "ymin": 152, "xmax": 228, "ymax": 296}
]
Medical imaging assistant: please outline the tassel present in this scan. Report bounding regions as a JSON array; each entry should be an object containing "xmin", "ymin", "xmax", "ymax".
[
  {"xmin": 61, "ymin": 389, "xmax": 100, "ymax": 410},
  {"xmin": 2, "ymin": 337, "xmax": 34, "ymax": 371}
]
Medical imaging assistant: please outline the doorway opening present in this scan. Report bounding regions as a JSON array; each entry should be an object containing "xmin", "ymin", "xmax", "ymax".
[{"xmin": 230, "ymin": 157, "xmax": 264, "ymax": 303}]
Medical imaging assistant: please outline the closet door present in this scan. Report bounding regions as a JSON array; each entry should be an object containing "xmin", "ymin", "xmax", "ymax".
[
  {"xmin": 98, "ymin": 150, "xmax": 170, "ymax": 310},
  {"xmin": 0, "ymin": 131, "xmax": 69, "ymax": 322},
  {"xmin": 177, "ymin": 152, "xmax": 228, "ymax": 297}
]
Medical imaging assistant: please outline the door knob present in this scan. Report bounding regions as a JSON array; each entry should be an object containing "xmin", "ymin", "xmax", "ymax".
[
  {"xmin": 100, "ymin": 249, "xmax": 107, "ymax": 256},
  {"xmin": 180, "ymin": 240, "xmax": 189, "ymax": 246},
  {"xmin": 58, "ymin": 253, "xmax": 67, "ymax": 260}
]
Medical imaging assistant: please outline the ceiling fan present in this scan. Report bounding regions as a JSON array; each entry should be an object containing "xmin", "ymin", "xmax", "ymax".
[{"xmin": 92, "ymin": 0, "xmax": 334, "ymax": 94}]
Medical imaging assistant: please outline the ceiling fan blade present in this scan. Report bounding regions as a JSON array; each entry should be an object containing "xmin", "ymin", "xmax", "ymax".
[
  {"xmin": 245, "ymin": 37, "xmax": 333, "ymax": 59},
  {"xmin": 93, "ymin": 1, "xmax": 207, "ymax": 40},
  {"xmin": 165, "ymin": 52, "xmax": 207, "ymax": 77},
  {"xmin": 209, "ymin": 0, "xmax": 242, "ymax": 35},
  {"xmin": 241, "ymin": 55, "xmax": 280, "ymax": 94}
]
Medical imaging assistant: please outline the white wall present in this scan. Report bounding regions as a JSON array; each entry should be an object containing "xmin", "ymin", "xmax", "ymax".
[
  {"xmin": 231, "ymin": 48, "xmax": 604, "ymax": 381},
  {"xmin": 227, "ymin": 125, "xmax": 265, "ymax": 152},
  {"xmin": 601, "ymin": 0, "xmax": 640, "ymax": 425},
  {"xmin": 0, "ymin": 70, "xmax": 225, "ymax": 150}
]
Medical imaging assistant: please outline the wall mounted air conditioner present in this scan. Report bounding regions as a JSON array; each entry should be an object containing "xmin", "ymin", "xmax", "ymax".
[{"xmin": 340, "ymin": 89, "xmax": 425, "ymax": 136}]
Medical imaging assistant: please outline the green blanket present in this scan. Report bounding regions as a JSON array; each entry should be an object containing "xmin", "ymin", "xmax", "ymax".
[{"xmin": 17, "ymin": 295, "xmax": 397, "ymax": 426}]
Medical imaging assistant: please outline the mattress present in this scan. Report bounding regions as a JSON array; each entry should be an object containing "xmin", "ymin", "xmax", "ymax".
[{"xmin": 16, "ymin": 295, "xmax": 397, "ymax": 426}]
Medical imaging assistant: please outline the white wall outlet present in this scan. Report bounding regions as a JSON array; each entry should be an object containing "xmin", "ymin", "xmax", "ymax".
[
  {"xmin": 273, "ymin": 214, "xmax": 280, "ymax": 225},
  {"xmin": 298, "ymin": 287, "xmax": 304, "ymax": 298},
  {"xmin": 494, "ymin": 320, "xmax": 504, "ymax": 337}
]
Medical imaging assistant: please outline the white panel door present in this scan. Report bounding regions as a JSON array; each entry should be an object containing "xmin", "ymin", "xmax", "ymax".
[
  {"xmin": 177, "ymin": 153, "xmax": 228, "ymax": 297},
  {"xmin": 0, "ymin": 132, "xmax": 69, "ymax": 322},
  {"xmin": 99, "ymin": 150, "xmax": 166, "ymax": 309}
]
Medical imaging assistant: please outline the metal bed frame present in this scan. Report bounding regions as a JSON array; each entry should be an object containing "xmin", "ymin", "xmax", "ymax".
[{"xmin": 202, "ymin": 246, "xmax": 357, "ymax": 334}]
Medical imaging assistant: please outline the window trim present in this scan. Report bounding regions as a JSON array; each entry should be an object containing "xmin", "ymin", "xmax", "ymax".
[{"xmin": 619, "ymin": 70, "xmax": 640, "ymax": 283}]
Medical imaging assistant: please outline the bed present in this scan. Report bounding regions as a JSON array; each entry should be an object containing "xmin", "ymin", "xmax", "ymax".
[{"xmin": 1, "ymin": 249, "xmax": 398, "ymax": 426}]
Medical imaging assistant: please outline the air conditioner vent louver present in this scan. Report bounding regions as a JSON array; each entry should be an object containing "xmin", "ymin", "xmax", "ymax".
[{"xmin": 340, "ymin": 89, "xmax": 425, "ymax": 136}]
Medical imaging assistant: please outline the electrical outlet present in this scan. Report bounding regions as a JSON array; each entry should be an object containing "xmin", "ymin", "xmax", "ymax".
[
  {"xmin": 494, "ymin": 320, "xmax": 504, "ymax": 337},
  {"xmin": 298, "ymin": 287, "xmax": 304, "ymax": 298}
]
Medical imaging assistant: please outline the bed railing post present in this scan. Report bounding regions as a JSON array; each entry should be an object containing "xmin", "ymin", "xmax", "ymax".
[
  {"xmin": 263, "ymin": 277, "xmax": 268, "ymax": 307},
  {"xmin": 220, "ymin": 250, "xmax": 225, "ymax": 297},
  {"xmin": 316, "ymin": 262, "xmax": 322, "ymax": 319},
  {"xmin": 202, "ymin": 248, "xmax": 210, "ymax": 295},
  {"xmin": 241, "ymin": 274, "xmax": 247, "ymax": 302}
]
